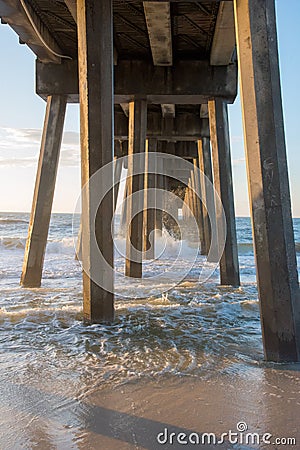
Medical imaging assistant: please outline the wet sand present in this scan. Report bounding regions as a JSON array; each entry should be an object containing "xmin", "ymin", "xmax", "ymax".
[
  {"xmin": 1, "ymin": 365, "xmax": 300, "ymax": 449},
  {"xmin": 1, "ymin": 214, "xmax": 300, "ymax": 449}
]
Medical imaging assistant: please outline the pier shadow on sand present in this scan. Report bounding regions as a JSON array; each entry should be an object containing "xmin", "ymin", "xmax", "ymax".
[{"xmin": 0, "ymin": 381, "xmax": 263, "ymax": 450}]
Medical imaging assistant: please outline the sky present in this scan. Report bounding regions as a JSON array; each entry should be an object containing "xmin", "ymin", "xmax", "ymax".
[{"xmin": 0, "ymin": 1, "xmax": 299, "ymax": 216}]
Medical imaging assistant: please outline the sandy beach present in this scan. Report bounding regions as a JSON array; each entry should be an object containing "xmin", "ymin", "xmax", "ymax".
[
  {"xmin": 1, "ymin": 214, "xmax": 300, "ymax": 449},
  {"xmin": 1, "ymin": 0, "xmax": 300, "ymax": 447}
]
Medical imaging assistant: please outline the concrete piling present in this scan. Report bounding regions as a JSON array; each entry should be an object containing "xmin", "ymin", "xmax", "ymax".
[
  {"xmin": 234, "ymin": 0, "xmax": 300, "ymax": 361},
  {"xmin": 77, "ymin": 0, "xmax": 114, "ymax": 323},
  {"xmin": 21, "ymin": 95, "xmax": 66, "ymax": 288},
  {"xmin": 209, "ymin": 99, "xmax": 240, "ymax": 287},
  {"xmin": 125, "ymin": 99, "xmax": 147, "ymax": 278}
]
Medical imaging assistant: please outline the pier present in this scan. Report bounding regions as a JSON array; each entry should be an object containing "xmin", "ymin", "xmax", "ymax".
[{"xmin": 1, "ymin": 0, "xmax": 299, "ymax": 362}]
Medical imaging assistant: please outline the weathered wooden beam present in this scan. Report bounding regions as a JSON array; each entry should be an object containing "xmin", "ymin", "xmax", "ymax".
[
  {"xmin": 78, "ymin": 0, "xmax": 114, "ymax": 323},
  {"xmin": 160, "ymin": 153, "xmax": 193, "ymax": 170},
  {"xmin": 115, "ymin": 59, "xmax": 238, "ymax": 103},
  {"xmin": 64, "ymin": 0, "xmax": 77, "ymax": 20},
  {"xmin": 161, "ymin": 104, "xmax": 176, "ymax": 118},
  {"xmin": 210, "ymin": 1, "xmax": 235, "ymax": 65},
  {"xmin": 114, "ymin": 111, "xmax": 210, "ymax": 141},
  {"xmin": 198, "ymin": 138, "xmax": 214, "ymax": 256},
  {"xmin": 125, "ymin": 100, "xmax": 147, "ymax": 278},
  {"xmin": 21, "ymin": 95, "xmax": 66, "ymax": 287},
  {"xmin": 209, "ymin": 99, "xmax": 240, "ymax": 287},
  {"xmin": 143, "ymin": 1, "xmax": 172, "ymax": 66},
  {"xmin": 115, "ymin": 142, "xmax": 201, "ymax": 160},
  {"xmin": 234, "ymin": 0, "xmax": 300, "ymax": 362},
  {"xmin": 200, "ymin": 103, "xmax": 208, "ymax": 118},
  {"xmin": 36, "ymin": 59, "xmax": 238, "ymax": 104},
  {"xmin": 114, "ymin": 139, "xmax": 202, "ymax": 159},
  {"xmin": 190, "ymin": 169, "xmax": 199, "ymax": 228},
  {"xmin": 114, "ymin": 140, "xmax": 128, "ymax": 158},
  {"xmin": 143, "ymin": 139, "xmax": 157, "ymax": 259},
  {"xmin": 120, "ymin": 103, "xmax": 129, "ymax": 117},
  {"xmin": 119, "ymin": 176, "xmax": 130, "ymax": 237},
  {"xmin": 193, "ymin": 157, "xmax": 206, "ymax": 253},
  {"xmin": 137, "ymin": 0, "xmax": 232, "ymax": 2},
  {"xmin": 64, "ymin": 0, "xmax": 118, "ymax": 64},
  {"xmin": 172, "ymin": 141, "xmax": 199, "ymax": 159},
  {"xmin": 182, "ymin": 180, "xmax": 189, "ymax": 218},
  {"xmin": 0, "ymin": 0, "xmax": 63, "ymax": 62},
  {"xmin": 114, "ymin": 157, "xmax": 123, "ymax": 211},
  {"xmin": 155, "ymin": 156, "xmax": 164, "ymax": 235}
]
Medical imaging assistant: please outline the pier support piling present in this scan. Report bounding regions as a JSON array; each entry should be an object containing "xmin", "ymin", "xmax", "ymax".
[
  {"xmin": 21, "ymin": 95, "xmax": 66, "ymax": 288},
  {"xmin": 143, "ymin": 139, "xmax": 157, "ymax": 259},
  {"xmin": 119, "ymin": 176, "xmax": 129, "ymax": 236},
  {"xmin": 184, "ymin": 178, "xmax": 194, "ymax": 229},
  {"xmin": 77, "ymin": 0, "xmax": 114, "ymax": 323},
  {"xmin": 75, "ymin": 220, "xmax": 82, "ymax": 261},
  {"xmin": 182, "ymin": 188, "xmax": 187, "ymax": 220},
  {"xmin": 155, "ymin": 155, "xmax": 163, "ymax": 236},
  {"xmin": 190, "ymin": 170, "xmax": 198, "ymax": 230},
  {"xmin": 125, "ymin": 99, "xmax": 147, "ymax": 278},
  {"xmin": 234, "ymin": 0, "xmax": 300, "ymax": 361},
  {"xmin": 209, "ymin": 99, "xmax": 240, "ymax": 286}
]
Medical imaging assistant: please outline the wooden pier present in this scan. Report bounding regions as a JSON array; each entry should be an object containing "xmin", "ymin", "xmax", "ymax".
[{"xmin": 1, "ymin": 0, "xmax": 299, "ymax": 362}]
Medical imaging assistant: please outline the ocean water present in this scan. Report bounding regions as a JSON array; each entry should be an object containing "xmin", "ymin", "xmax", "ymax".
[{"xmin": 0, "ymin": 213, "xmax": 300, "ymax": 448}]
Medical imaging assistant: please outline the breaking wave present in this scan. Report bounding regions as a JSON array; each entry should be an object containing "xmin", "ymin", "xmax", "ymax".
[
  {"xmin": 0, "ymin": 236, "xmax": 75, "ymax": 254},
  {"xmin": 0, "ymin": 237, "xmax": 26, "ymax": 250},
  {"xmin": 1, "ymin": 236, "xmax": 300, "ymax": 257}
]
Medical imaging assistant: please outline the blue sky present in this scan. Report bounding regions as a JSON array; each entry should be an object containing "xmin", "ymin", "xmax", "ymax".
[{"xmin": 0, "ymin": 0, "xmax": 299, "ymax": 216}]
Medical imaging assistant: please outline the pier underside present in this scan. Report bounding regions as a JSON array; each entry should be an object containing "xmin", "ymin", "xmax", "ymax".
[{"xmin": 1, "ymin": 0, "xmax": 299, "ymax": 362}]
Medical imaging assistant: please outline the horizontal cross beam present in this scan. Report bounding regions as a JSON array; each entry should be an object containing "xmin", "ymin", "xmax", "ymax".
[
  {"xmin": 114, "ymin": 140, "xmax": 198, "ymax": 160},
  {"xmin": 135, "ymin": 0, "xmax": 232, "ymax": 2},
  {"xmin": 0, "ymin": 0, "xmax": 63, "ymax": 62},
  {"xmin": 143, "ymin": 1, "xmax": 173, "ymax": 66},
  {"xmin": 210, "ymin": 1, "xmax": 235, "ymax": 65},
  {"xmin": 36, "ymin": 59, "xmax": 237, "ymax": 104}
]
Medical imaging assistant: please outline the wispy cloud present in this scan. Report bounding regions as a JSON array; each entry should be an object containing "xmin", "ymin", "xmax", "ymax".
[{"xmin": 0, "ymin": 127, "xmax": 79, "ymax": 167}]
